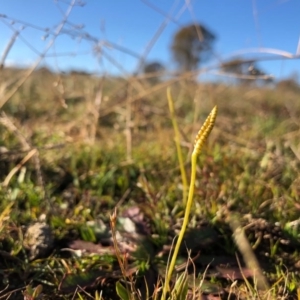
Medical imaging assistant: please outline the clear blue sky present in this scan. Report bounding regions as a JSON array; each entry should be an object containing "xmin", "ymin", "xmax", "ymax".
[{"xmin": 0, "ymin": 0, "xmax": 300, "ymax": 81}]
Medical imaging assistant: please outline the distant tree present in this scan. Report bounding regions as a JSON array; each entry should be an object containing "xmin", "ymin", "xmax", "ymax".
[
  {"xmin": 171, "ymin": 23, "xmax": 216, "ymax": 72},
  {"xmin": 277, "ymin": 77, "xmax": 300, "ymax": 92},
  {"xmin": 221, "ymin": 59, "xmax": 248, "ymax": 76},
  {"xmin": 36, "ymin": 66, "xmax": 53, "ymax": 75},
  {"xmin": 143, "ymin": 61, "xmax": 164, "ymax": 74},
  {"xmin": 221, "ymin": 59, "xmax": 273, "ymax": 85},
  {"xmin": 68, "ymin": 69, "xmax": 90, "ymax": 76},
  {"xmin": 143, "ymin": 61, "xmax": 165, "ymax": 83}
]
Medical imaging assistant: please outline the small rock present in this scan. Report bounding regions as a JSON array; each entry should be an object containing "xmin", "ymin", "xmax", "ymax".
[{"xmin": 23, "ymin": 222, "xmax": 54, "ymax": 260}]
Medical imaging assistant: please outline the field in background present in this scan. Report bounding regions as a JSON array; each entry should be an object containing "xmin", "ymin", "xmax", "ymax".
[{"xmin": 0, "ymin": 66, "xmax": 300, "ymax": 299}]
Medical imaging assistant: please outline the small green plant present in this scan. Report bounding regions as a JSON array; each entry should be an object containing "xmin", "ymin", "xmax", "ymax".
[
  {"xmin": 111, "ymin": 209, "xmax": 137, "ymax": 300},
  {"xmin": 169, "ymin": 272, "xmax": 188, "ymax": 300},
  {"xmin": 23, "ymin": 284, "xmax": 43, "ymax": 300},
  {"xmin": 116, "ymin": 281, "xmax": 132, "ymax": 300},
  {"xmin": 161, "ymin": 105, "xmax": 217, "ymax": 300}
]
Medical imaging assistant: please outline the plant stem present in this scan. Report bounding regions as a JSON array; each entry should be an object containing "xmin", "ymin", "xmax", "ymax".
[
  {"xmin": 167, "ymin": 87, "xmax": 188, "ymax": 205},
  {"xmin": 161, "ymin": 151, "xmax": 197, "ymax": 300},
  {"xmin": 161, "ymin": 105, "xmax": 217, "ymax": 300}
]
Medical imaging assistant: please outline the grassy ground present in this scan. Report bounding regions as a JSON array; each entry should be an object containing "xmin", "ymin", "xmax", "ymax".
[{"xmin": 0, "ymin": 68, "xmax": 300, "ymax": 299}]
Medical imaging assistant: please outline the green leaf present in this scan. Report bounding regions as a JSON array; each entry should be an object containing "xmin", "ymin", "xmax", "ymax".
[
  {"xmin": 77, "ymin": 292, "xmax": 84, "ymax": 300},
  {"xmin": 32, "ymin": 285, "xmax": 43, "ymax": 298},
  {"xmin": 170, "ymin": 272, "xmax": 188, "ymax": 300},
  {"xmin": 80, "ymin": 225, "xmax": 96, "ymax": 242},
  {"xmin": 116, "ymin": 281, "xmax": 130, "ymax": 300}
]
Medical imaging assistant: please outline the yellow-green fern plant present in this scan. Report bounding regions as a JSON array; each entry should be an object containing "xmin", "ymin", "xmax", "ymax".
[{"xmin": 161, "ymin": 105, "xmax": 218, "ymax": 300}]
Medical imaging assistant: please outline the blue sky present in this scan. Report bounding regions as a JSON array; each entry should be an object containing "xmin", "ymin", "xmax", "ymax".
[{"xmin": 0, "ymin": 0, "xmax": 300, "ymax": 81}]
